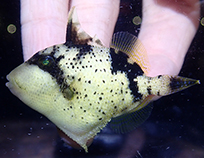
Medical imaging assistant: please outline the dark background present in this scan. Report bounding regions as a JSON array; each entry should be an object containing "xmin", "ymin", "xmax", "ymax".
[{"xmin": 0, "ymin": 0, "xmax": 204, "ymax": 158}]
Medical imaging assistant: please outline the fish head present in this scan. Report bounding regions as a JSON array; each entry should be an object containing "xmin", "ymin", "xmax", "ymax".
[
  {"xmin": 6, "ymin": 64, "xmax": 54, "ymax": 113},
  {"xmin": 6, "ymin": 46, "xmax": 72, "ymax": 115}
]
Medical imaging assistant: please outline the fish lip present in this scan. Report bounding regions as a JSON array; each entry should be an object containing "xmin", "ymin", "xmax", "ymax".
[
  {"xmin": 6, "ymin": 74, "xmax": 10, "ymax": 81},
  {"xmin": 6, "ymin": 74, "xmax": 26, "ymax": 100},
  {"xmin": 6, "ymin": 74, "xmax": 23, "ymax": 91},
  {"xmin": 5, "ymin": 74, "xmax": 11, "ymax": 88}
]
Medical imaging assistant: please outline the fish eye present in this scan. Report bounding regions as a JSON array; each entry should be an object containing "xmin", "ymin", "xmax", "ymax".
[
  {"xmin": 42, "ymin": 58, "xmax": 50, "ymax": 66},
  {"xmin": 38, "ymin": 55, "xmax": 55, "ymax": 69}
]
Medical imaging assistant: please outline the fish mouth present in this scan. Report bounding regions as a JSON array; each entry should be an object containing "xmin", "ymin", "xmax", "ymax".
[
  {"xmin": 6, "ymin": 74, "xmax": 26, "ymax": 97},
  {"xmin": 6, "ymin": 74, "xmax": 15, "ymax": 89},
  {"xmin": 6, "ymin": 74, "xmax": 13, "ymax": 89}
]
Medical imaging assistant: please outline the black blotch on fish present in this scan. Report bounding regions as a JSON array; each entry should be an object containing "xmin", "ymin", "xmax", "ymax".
[
  {"xmin": 110, "ymin": 49, "xmax": 143, "ymax": 102},
  {"xmin": 66, "ymin": 17, "xmax": 92, "ymax": 45},
  {"xmin": 76, "ymin": 45, "xmax": 92, "ymax": 60},
  {"xmin": 147, "ymin": 86, "xmax": 152, "ymax": 95}
]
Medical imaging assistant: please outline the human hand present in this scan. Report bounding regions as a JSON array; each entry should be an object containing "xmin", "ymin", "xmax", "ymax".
[
  {"xmin": 20, "ymin": 0, "xmax": 119, "ymax": 61},
  {"xmin": 21, "ymin": 0, "xmax": 200, "ymax": 78},
  {"xmin": 139, "ymin": 0, "xmax": 200, "ymax": 77}
]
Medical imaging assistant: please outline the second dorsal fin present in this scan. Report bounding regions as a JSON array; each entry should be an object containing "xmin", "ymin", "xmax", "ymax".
[{"xmin": 111, "ymin": 32, "xmax": 150, "ymax": 74}]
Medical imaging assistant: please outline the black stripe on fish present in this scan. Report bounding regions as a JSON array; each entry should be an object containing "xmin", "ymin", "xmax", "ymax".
[
  {"xmin": 110, "ymin": 48, "xmax": 143, "ymax": 102},
  {"xmin": 26, "ymin": 47, "xmax": 69, "ymax": 95}
]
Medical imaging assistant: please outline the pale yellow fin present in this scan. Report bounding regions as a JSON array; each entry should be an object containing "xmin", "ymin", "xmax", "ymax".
[{"xmin": 111, "ymin": 32, "xmax": 150, "ymax": 74}]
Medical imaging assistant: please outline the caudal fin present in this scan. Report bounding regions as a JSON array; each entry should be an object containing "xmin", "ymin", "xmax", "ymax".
[
  {"xmin": 134, "ymin": 75, "xmax": 200, "ymax": 96},
  {"xmin": 167, "ymin": 76, "xmax": 200, "ymax": 95}
]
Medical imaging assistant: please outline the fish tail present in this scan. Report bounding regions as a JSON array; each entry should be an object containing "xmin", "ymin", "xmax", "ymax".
[
  {"xmin": 163, "ymin": 75, "xmax": 200, "ymax": 95},
  {"xmin": 134, "ymin": 75, "xmax": 200, "ymax": 96}
]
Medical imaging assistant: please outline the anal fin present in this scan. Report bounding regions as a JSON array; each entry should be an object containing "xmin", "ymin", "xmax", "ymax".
[{"xmin": 109, "ymin": 102, "xmax": 153, "ymax": 134}]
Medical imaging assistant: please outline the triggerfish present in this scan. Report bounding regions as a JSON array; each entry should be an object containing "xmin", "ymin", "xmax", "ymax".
[{"xmin": 6, "ymin": 7, "xmax": 200, "ymax": 152}]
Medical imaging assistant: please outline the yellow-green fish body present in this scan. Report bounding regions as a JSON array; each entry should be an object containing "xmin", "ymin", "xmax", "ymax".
[{"xmin": 6, "ymin": 7, "xmax": 199, "ymax": 152}]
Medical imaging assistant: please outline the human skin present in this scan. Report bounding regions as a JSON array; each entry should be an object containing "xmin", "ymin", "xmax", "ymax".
[
  {"xmin": 139, "ymin": 0, "xmax": 200, "ymax": 76},
  {"xmin": 20, "ymin": 0, "xmax": 200, "ymax": 150},
  {"xmin": 20, "ymin": 0, "xmax": 119, "ymax": 61}
]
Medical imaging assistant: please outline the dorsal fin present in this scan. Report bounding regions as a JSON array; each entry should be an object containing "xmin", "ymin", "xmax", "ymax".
[
  {"xmin": 111, "ymin": 32, "xmax": 150, "ymax": 74},
  {"xmin": 66, "ymin": 7, "xmax": 104, "ymax": 47}
]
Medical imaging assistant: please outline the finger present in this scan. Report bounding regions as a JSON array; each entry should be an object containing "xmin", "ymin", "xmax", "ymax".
[
  {"xmin": 69, "ymin": 0, "xmax": 120, "ymax": 47},
  {"xmin": 138, "ymin": 0, "xmax": 200, "ymax": 77},
  {"xmin": 21, "ymin": 0, "xmax": 69, "ymax": 61}
]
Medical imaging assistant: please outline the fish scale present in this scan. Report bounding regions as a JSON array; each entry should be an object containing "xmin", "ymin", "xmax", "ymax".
[{"xmin": 6, "ymin": 7, "xmax": 200, "ymax": 152}]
